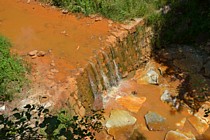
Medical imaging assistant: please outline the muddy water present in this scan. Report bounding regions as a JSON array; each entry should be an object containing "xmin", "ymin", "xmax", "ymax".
[
  {"xmin": 102, "ymin": 80, "xmax": 190, "ymax": 139},
  {"xmin": 101, "ymin": 73, "xmax": 210, "ymax": 140},
  {"xmin": 0, "ymin": 0, "xmax": 109, "ymax": 67}
]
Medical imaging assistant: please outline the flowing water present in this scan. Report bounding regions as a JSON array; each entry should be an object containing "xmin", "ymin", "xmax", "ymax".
[{"xmin": 0, "ymin": 0, "xmax": 109, "ymax": 67}]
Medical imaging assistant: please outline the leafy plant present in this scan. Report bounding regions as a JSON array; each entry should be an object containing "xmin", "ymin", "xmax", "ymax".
[{"xmin": 0, "ymin": 104, "xmax": 104, "ymax": 140}]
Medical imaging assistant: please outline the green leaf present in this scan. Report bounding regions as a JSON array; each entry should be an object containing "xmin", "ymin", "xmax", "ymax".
[
  {"xmin": 24, "ymin": 104, "xmax": 31, "ymax": 109},
  {"xmin": 0, "ymin": 115, "xmax": 4, "ymax": 123},
  {"xmin": 25, "ymin": 112, "xmax": 31, "ymax": 120},
  {"xmin": 13, "ymin": 113, "xmax": 21, "ymax": 119}
]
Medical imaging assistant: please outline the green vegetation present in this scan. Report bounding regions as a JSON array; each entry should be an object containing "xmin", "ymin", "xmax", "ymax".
[
  {"xmin": 0, "ymin": 104, "xmax": 104, "ymax": 140},
  {"xmin": 152, "ymin": 0, "xmax": 210, "ymax": 48},
  {"xmin": 0, "ymin": 36, "xmax": 28, "ymax": 101},
  {"xmin": 41, "ymin": 0, "xmax": 168, "ymax": 21}
]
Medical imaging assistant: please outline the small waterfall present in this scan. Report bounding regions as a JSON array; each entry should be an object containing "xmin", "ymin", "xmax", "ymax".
[
  {"xmin": 88, "ymin": 73, "xmax": 98, "ymax": 99},
  {"xmin": 113, "ymin": 60, "xmax": 121, "ymax": 82},
  {"xmin": 89, "ymin": 61, "xmax": 102, "ymax": 91},
  {"xmin": 101, "ymin": 51, "xmax": 117, "ymax": 86},
  {"xmin": 96, "ymin": 57, "xmax": 111, "ymax": 90}
]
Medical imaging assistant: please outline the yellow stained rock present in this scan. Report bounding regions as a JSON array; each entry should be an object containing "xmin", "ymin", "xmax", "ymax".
[
  {"xmin": 188, "ymin": 116, "xmax": 209, "ymax": 135},
  {"xmin": 116, "ymin": 96, "xmax": 146, "ymax": 113}
]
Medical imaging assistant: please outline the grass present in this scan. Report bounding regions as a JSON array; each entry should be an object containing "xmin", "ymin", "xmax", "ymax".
[
  {"xmin": 0, "ymin": 36, "xmax": 28, "ymax": 101},
  {"xmin": 41, "ymin": 0, "xmax": 168, "ymax": 21}
]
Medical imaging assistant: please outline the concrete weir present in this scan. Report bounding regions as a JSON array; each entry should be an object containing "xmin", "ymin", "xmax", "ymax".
[{"xmin": 75, "ymin": 19, "xmax": 154, "ymax": 113}]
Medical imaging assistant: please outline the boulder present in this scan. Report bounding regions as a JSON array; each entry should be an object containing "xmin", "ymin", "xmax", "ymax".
[
  {"xmin": 144, "ymin": 111, "xmax": 166, "ymax": 131},
  {"xmin": 106, "ymin": 110, "xmax": 136, "ymax": 128},
  {"xmin": 116, "ymin": 96, "xmax": 146, "ymax": 113},
  {"xmin": 188, "ymin": 115, "xmax": 209, "ymax": 135},
  {"xmin": 165, "ymin": 130, "xmax": 196, "ymax": 140}
]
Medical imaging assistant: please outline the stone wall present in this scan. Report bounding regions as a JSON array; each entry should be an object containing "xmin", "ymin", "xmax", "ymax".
[{"xmin": 75, "ymin": 18, "xmax": 154, "ymax": 114}]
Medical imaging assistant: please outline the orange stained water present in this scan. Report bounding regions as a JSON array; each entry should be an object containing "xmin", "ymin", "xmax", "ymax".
[
  {"xmin": 102, "ymin": 79, "xmax": 210, "ymax": 140},
  {"xmin": 0, "ymin": 0, "xmax": 110, "ymax": 67}
]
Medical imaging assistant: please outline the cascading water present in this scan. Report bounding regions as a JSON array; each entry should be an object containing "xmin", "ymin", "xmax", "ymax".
[
  {"xmin": 101, "ymin": 51, "xmax": 117, "ymax": 87},
  {"xmin": 88, "ymin": 73, "xmax": 98, "ymax": 99},
  {"xmin": 113, "ymin": 60, "xmax": 121, "ymax": 82},
  {"xmin": 96, "ymin": 57, "xmax": 111, "ymax": 90},
  {"xmin": 89, "ymin": 61, "xmax": 103, "ymax": 91}
]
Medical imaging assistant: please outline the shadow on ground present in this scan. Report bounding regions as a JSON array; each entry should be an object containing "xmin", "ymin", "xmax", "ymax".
[{"xmin": 151, "ymin": 0, "xmax": 210, "ymax": 111}]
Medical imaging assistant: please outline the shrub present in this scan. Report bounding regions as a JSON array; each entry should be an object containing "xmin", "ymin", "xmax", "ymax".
[{"xmin": 0, "ymin": 104, "xmax": 104, "ymax": 140}]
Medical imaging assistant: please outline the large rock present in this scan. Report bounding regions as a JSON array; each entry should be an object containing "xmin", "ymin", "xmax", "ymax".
[
  {"xmin": 146, "ymin": 69, "xmax": 159, "ymax": 85},
  {"xmin": 106, "ymin": 110, "xmax": 136, "ymax": 128},
  {"xmin": 188, "ymin": 115, "xmax": 209, "ymax": 135},
  {"xmin": 165, "ymin": 130, "xmax": 196, "ymax": 140},
  {"xmin": 160, "ymin": 90, "xmax": 173, "ymax": 103},
  {"xmin": 144, "ymin": 111, "xmax": 166, "ymax": 131},
  {"xmin": 116, "ymin": 96, "xmax": 146, "ymax": 113}
]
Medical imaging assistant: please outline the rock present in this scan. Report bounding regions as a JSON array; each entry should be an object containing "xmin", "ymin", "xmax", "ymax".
[
  {"xmin": 161, "ymin": 90, "xmax": 173, "ymax": 103},
  {"xmin": 144, "ymin": 111, "xmax": 166, "ymax": 131},
  {"xmin": 50, "ymin": 69, "xmax": 59, "ymax": 73},
  {"xmin": 41, "ymin": 102, "xmax": 52, "ymax": 108},
  {"xmin": 0, "ymin": 105, "xmax": 5, "ymax": 111},
  {"xmin": 176, "ymin": 118, "xmax": 186, "ymax": 129},
  {"xmin": 37, "ymin": 51, "xmax": 46, "ymax": 57},
  {"xmin": 31, "ymin": 55, "xmax": 37, "ymax": 59},
  {"xmin": 165, "ymin": 130, "xmax": 196, "ymax": 140},
  {"xmin": 78, "ymin": 106, "xmax": 86, "ymax": 117},
  {"xmin": 50, "ymin": 61, "xmax": 55, "ymax": 67},
  {"xmin": 95, "ymin": 17, "xmax": 102, "ymax": 22},
  {"xmin": 204, "ymin": 60, "xmax": 210, "ymax": 77},
  {"xmin": 28, "ymin": 50, "xmax": 38, "ymax": 56},
  {"xmin": 39, "ymin": 95, "xmax": 49, "ymax": 103},
  {"xmin": 147, "ymin": 69, "xmax": 159, "ymax": 85},
  {"xmin": 122, "ymin": 71, "xmax": 128, "ymax": 78},
  {"xmin": 195, "ymin": 101, "xmax": 210, "ymax": 124},
  {"xmin": 62, "ymin": 9, "xmax": 68, "ymax": 14},
  {"xmin": 106, "ymin": 110, "xmax": 136, "ymax": 128},
  {"xmin": 116, "ymin": 96, "xmax": 146, "ymax": 113},
  {"xmin": 188, "ymin": 115, "xmax": 209, "ymax": 135},
  {"xmin": 108, "ymin": 20, "xmax": 113, "ymax": 24},
  {"xmin": 68, "ymin": 96, "xmax": 76, "ymax": 106}
]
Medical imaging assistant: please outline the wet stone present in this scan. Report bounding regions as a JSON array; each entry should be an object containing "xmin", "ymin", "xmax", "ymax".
[
  {"xmin": 165, "ymin": 130, "xmax": 196, "ymax": 140},
  {"xmin": 161, "ymin": 90, "xmax": 173, "ymax": 103},
  {"xmin": 37, "ymin": 51, "xmax": 46, "ymax": 57},
  {"xmin": 144, "ymin": 111, "xmax": 166, "ymax": 131},
  {"xmin": 28, "ymin": 50, "xmax": 38, "ymax": 56},
  {"xmin": 188, "ymin": 115, "xmax": 209, "ymax": 135},
  {"xmin": 116, "ymin": 96, "xmax": 146, "ymax": 113},
  {"xmin": 147, "ymin": 69, "xmax": 159, "ymax": 85},
  {"xmin": 106, "ymin": 110, "xmax": 136, "ymax": 128}
]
